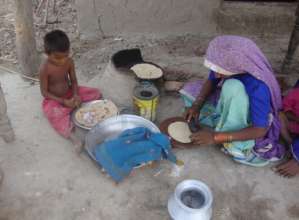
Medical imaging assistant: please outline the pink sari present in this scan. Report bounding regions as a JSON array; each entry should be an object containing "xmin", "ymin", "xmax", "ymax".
[
  {"xmin": 42, "ymin": 86, "xmax": 101, "ymax": 138},
  {"xmin": 283, "ymin": 88, "xmax": 299, "ymax": 134}
]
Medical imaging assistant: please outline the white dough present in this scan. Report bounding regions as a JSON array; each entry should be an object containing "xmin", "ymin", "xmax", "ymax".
[
  {"xmin": 130, "ymin": 63, "xmax": 163, "ymax": 79},
  {"xmin": 168, "ymin": 121, "xmax": 192, "ymax": 143}
]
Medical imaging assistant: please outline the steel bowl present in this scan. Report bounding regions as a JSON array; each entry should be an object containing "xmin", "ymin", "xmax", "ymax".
[{"xmin": 85, "ymin": 114, "xmax": 160, "ymax": 161}]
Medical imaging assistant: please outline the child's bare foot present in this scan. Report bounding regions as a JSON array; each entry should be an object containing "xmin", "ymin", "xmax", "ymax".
[
  {"xmin": 69, "ymin": 133, "xmax": 84, "ymax": 155},
  {"xmin": 275, "ymin": 159, "xmax": 299, "ymax": 178}
]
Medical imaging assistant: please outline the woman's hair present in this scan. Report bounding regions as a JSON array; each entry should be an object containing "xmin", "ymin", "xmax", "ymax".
[{"xmin": 44, "ymin": 30, "xmax": 70, "ymax": 54}]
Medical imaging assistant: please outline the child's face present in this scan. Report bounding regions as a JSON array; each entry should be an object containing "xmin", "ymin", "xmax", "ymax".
[{"xmin": 47, "ymin": 51, "xmax": 69, "ymax": 66}]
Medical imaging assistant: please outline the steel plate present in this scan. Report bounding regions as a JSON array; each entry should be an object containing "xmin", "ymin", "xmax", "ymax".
[
  {"xmin": 85, "ymin": 114, "xmax": 160, "ymax": 161},
  {"xmin": 71, "ymin": 99, "xmax": 118, "ymax": 130}
]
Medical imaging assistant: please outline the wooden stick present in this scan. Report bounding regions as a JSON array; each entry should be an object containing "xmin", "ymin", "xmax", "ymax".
[
  {"xmin": 46, "ymin": 19, "xmax": 61, "ymax": 24},
  {"xmin": 21, "ymin": 74, "xmax": 40, "ymax": 82},
  {"xmin": 0, "ymin": 65, "xmax": 20, "ymax": 75},
  {"xmin": 0, "ymin": 65, "xmax": 40, "ymax": 82},
  {"xmin": 0, "ymin": 84, "xmax": 15, "ymax": 143},
  {"xmin": 43, "ymin": 0, "xmax": 49, "ymax": 25},
  {"xmin": 35, "ymin": 0, "xmax": 46, "ymax": 15},
  {"xmin": 53, "ymin": 0, "xmax": 57, "ymax": 14},
  {"xmin": 281, "ymin": 3, "xmax": 299, "ymax": 74}
]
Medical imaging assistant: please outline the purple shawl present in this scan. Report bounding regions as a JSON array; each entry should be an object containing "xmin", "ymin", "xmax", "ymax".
[{"xmin": 205, "ymin": 36, "xmax": 284, "ymax": 160}]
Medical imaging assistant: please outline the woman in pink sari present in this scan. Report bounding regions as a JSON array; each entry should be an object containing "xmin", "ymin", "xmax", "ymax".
[{"xmin": 275, "ymin": 87, "xmax": 299, "ymax": 177}]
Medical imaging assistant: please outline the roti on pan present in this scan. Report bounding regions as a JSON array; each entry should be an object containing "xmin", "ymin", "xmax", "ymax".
[
  {"xmin": 130, "ymin": 63, "xmax": 163, "ymax": 79},
  {"xmin": 167, "ymin": 121, "xmax": 192, "ymax": 144}
]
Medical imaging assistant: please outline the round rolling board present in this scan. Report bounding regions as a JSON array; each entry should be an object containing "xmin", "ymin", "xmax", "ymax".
[{"xmin": 159, "ymin": 117, "xmax": 196, "ymax": 148}]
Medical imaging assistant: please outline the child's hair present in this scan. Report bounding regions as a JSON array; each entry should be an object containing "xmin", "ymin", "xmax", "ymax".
[{"xmin": 44, "ymin": 30, "xmax": 70, "ymax": 54}]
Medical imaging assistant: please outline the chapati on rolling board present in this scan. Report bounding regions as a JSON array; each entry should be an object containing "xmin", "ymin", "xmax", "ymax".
[{"xmin": 168, "ymin": 121, "xmax": 192, "ymax": 144}]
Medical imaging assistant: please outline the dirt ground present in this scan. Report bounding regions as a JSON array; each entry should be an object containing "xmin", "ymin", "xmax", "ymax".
[
  {"xmin": 1, "ymin": 0, "xmax": 299, "ymax": 220},
  {"xmin": 1, "ymin": 68, "xmax": 299, "ymax": 220}
]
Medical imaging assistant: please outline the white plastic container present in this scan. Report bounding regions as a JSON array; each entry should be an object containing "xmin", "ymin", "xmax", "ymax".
[{"xmin": 168, "ymin": 179, "xmax": 213, "ymax": 220}]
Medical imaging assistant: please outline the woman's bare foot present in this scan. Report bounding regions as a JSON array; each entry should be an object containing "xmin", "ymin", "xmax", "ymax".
[
  {"xmin": 275, "ymin": 159, "xmax": 299, "ymax": 177},
  {"xmin": 69, "ymin": 133, "xmax": 84, "ymax": 155}
]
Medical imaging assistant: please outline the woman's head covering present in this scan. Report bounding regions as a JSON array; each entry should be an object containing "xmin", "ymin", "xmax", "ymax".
[
  {"xmin": 205, "ymin": 35, "xmax": 284, "ymax": 160},
  {"xmin": 204, "ymin": 35, "xmax": 281, "ymax": 111}
]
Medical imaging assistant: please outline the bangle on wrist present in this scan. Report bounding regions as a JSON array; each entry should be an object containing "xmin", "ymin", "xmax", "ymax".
[
  {"xmin": 192, "ymin": 97, "xmax": 204, "ymax": 107},
  {"xmin": 214, "ymin": 133, "xmax": 233, "ymax": 143}
]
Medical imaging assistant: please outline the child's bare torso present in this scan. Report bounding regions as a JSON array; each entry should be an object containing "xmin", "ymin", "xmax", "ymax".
[{"xmin": 44, "ymin": 59, "xmax": 71, "ymax": 97}]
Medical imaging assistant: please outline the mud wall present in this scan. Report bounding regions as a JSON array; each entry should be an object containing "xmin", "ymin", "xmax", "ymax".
[
  {"xmin": 76, "ymin": 0, "xmax": 221, "ymax": 40},
  {"xmin": 75, "ymin": 0, "xmax": 297, "ymax": 40}
]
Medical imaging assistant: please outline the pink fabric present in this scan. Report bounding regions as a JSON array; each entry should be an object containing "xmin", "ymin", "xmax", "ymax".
[
  {"xmin": 42, "ymin": 86, "xmax": 101, "ymax": 138},
  {"xmin": 283, "ymin": 88, "xmax": 299, "ymax": 134}
]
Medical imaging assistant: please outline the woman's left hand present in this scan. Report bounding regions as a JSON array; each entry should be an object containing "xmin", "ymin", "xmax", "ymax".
[{"xmin": 190, "ymin": 130, "xmax": 215, "ymax": 145}]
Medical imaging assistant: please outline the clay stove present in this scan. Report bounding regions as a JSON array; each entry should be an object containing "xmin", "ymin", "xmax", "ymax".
[{"xmin": 97, "ymin": 49, "xmax": 163, "ymax": 108}]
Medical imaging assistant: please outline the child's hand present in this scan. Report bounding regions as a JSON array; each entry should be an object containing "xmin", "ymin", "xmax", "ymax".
[
  {"xmin": 73, "ymin": 95, "xmax": 82, "ymax": 108},
  {"xmin": 63, "ymin": 98, "xmax": 77, "ymax": 108}
]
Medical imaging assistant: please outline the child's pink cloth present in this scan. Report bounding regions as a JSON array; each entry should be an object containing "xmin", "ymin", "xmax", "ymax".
[
  {"xmin": 42, "ymin": 86, "xmax": 101, "ymax": 138},
  {"xmin": 283, "ymin": 88, "xmax": 299, "ymax": 134}
]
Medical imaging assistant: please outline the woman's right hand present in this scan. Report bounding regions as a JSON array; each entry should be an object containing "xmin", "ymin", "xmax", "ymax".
[{"xmin": 184, "ymin": 105, "xmax": 200, "ymax": 123}]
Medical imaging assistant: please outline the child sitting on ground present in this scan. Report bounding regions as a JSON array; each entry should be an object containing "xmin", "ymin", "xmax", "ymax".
[
  {"xmin": 39, "ymin": 30, "xmax": 101, "ymax": 151},
  {"xmin": 276, "ymin": 86, "xmax": 299, "ymax": 177}
]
